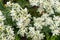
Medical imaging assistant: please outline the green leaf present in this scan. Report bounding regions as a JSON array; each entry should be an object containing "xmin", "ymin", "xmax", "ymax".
[
  {"xmin": 50, "ymin": 36, "xmax": 57, "ymax": 40},
  {"xmin": 46, "ymin": 33, "xmax": 50, "ymax": 40},
  {"xmin": 15, "ymin": 34, "xmax": 20, "ymax": 40},
  {"xmin": 0, "ymin": 0, "xmax": 5, "ymax": 10}
]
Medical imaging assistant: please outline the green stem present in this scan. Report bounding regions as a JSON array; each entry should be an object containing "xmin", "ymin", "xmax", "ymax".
[
  {"xmin": 50, "ymin": 35, "xmax": 57, "ymax": 40},
  {"xmin": 46, "ymin": 33, "xmax": 50, "ymax": 40}
]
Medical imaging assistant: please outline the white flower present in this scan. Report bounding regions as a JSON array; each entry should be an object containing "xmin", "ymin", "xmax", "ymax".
[
  {"xmin": 6, "ymin": 1, "xmax": 12, "ymax": 7},
  {"xmin": 53, "ymin": 15, "xmax": 60, "ymax": 26},
  {"xmin": 52, "ymin": 29, "xmax": 60, "ymax": 36},
  {"xmin": 0, "ymin": 11, "xmax": 6, "ymax": 22},
  {"xmin": 29, "ymin": 0, "xmax": 40, "ymax": 6},
  {"xmin": 44, "ymin": 17, "xmax": 54, "ymax": 26},
  {"xmin": 27, "ymin": 27, "xmax": 45, "ymax": 40},
  {"xmin": 33, "ymin": 17, "xmax": 44, "ymax": 30},
  {"xmin": 41, "ymin": 13, "xmax": 49, "ymax": 18},
  {"xmin": 37, "ymin": 0, "xmax": 60, "ymax": 15},
  {"xmin": 5, "ymin": 26, "xmax": 15, "ymax": 40},
  {"xmin": 17, "ymin": 27, "xmax": 28, "ymax": 37},
  {"xmin": 0, "ymin": 23, "xmax": 15, "ymax": 40},
  {"xmin": 0, "ymin": 11, "xmax": 3, "ymax": 15},
  {"xmin": 0, "ymin": 10, "xmax": 15, "ymax": 40},
  {"xmin": 27, "ymin": 27, "xmax": 35, "ymax": 38},
  {"xmin": 49, "ymin": 15, "xmax": 60, "ymax": 36},
  {"xmin": 7, "ymin": 2, "xmax": 31, "ymax": 37},
  {"xmin": 55, "ymin": 6, "xmax": 60, "ymax": 13}
]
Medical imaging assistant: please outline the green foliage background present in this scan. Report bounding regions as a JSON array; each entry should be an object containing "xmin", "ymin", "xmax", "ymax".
[{"xmin": 0, "ymin": 0, "xmax": 60, "ymax": 40}]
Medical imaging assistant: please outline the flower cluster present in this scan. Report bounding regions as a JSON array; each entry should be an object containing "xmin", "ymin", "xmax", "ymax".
[
  {"xmin": 0, "ymin": 11, "xmax": 15, "ymax": 40},
  {"xmin": 50, "ymin": 15, "xmax": 60, "ymax": 36},
  {"xmin": 6, "ymin": 1, "xmax": 45, "ymax": 40},
  {"xmin": 5, "ymin": 0, "xmax": 60, "ymax": 40},
  {"xmin": 27, "ymin": 27, "xmax": 45, "ymax": 40},
  {"xmin": 29, "ymin": 0, "xmax": 60, "ymax": 36},
  {"xmin": 34, "ymin": 13, "xmax": 60, "ymax": 36},
  {"xmin": 29, "ymin": 0, "xmax": 60, "ymax": 14},
  {"xmin": 6, "ymin": 1, "xmax": 31, "ymax": 37},
  {"xmin": 29, "ymin": 0, "xmax": 40, "ymax": 6}
]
